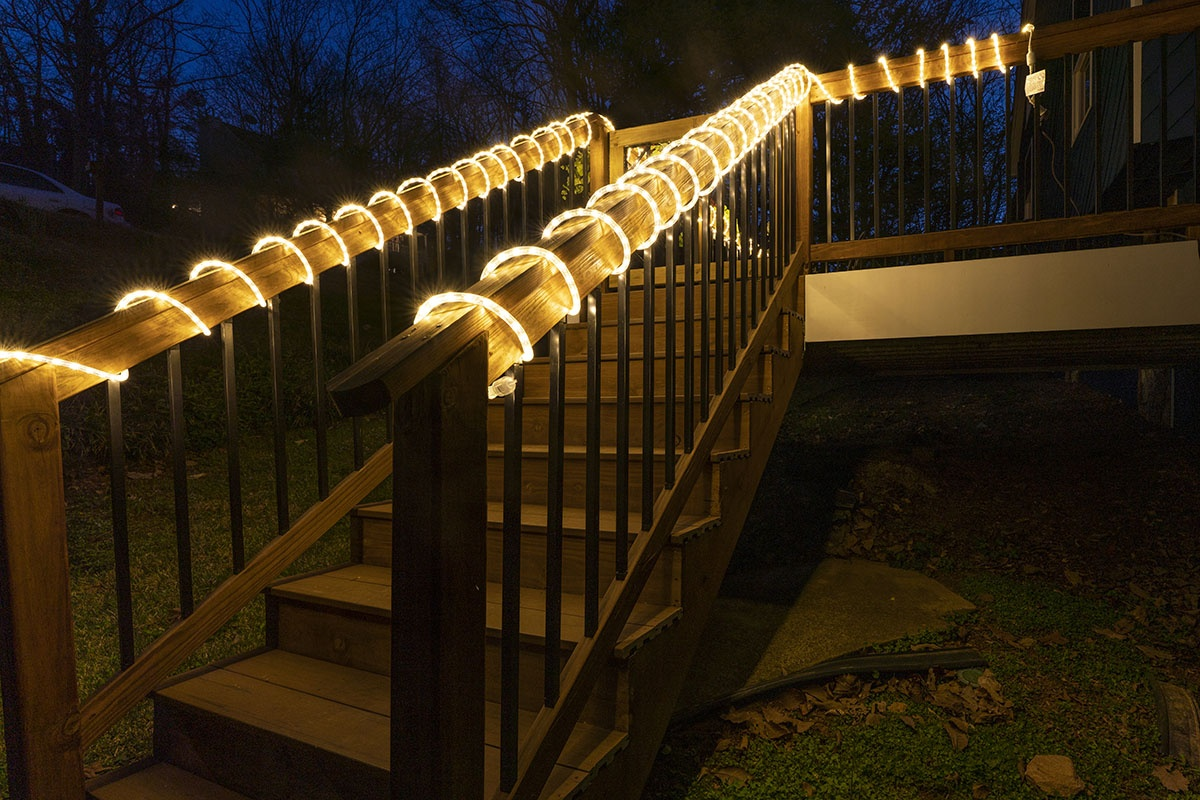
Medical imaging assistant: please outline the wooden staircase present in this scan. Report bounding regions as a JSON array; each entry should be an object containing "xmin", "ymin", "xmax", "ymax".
[{"xmin": 85, "ymin": 259, "xmax": 807, "ymax": 800}]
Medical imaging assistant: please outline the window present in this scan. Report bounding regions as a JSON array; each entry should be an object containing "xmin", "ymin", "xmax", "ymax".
[
  {"xmin": 0, "ymin": 165, "xmax": 62, "ymax": 193},
  {"xmin": 1072, "ymin": 51, "xmax": 1094, "ymax": 142}
]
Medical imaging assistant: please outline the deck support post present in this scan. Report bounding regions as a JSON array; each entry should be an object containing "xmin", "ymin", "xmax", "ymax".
[
  {"xmin": 0, "ymin": 369, "xmax": 86, "ymax": 800},
  {"xmin": 390, "ymin": 334, "xmax": 489, "ymax": 799}
]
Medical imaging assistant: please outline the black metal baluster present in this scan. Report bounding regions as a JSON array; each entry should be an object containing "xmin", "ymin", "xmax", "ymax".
[
  {"xmin": 380, "ymin": 243, "xmax": 394, "ymax": 442},
  {"xmin": 873, "ymin": 92, "xmax": 881, "ymax": 237},
  {"xmin": 616, "ymin": 272, "xmax": 630, "ymax": 579},
  {"xmin": 754, "ymin": 139, "xmax": 764, "ymax": 319},
  {"xmin": 849, "ymin": 100, "xmax": 857, "ymax": 240},
  {"xmin": 826, "ymin": 101, "xmax": 833, "ymax": 243},
  {"xmin": 347, "ymin": 258, "xmax": 363, "ymax": 469},
  {"xmin": 733, "ymin": 161, "xmax": 745, "ymax": 358},
  {"xmin": 664, "ymin": 225, "xmax": 676, "ymax": 489},
  {"xmin": 482, "ymin": 193, "xmax": 492, "ymax": 261},
  {"xmin": 949, "ymin": 77, "xmax": 958, "ymax": 229},
  {"xmin": 739, "ymin": 155, "xmax": 750, "ymax": 340},
  {"xmin": 310, "ymin": 278, "xmax": 329, "ymax": 498},
  {"xmin": 268, "ymin": 297, "xmax": 289, "ymax": 533},
  {"xmin": 899, "ymin": 88, "xmax": 907, "ymax": 232},
  {"xmin": 500, "ymin": 362, "xmax": 522, "ymax": 791},
  {"xmin": 713, "ymin": 180, "xmax": 726, "ymax": 391},
  {"xmin": 538, "ymin": 164, "xmax": 546, "ymax": 234},
  {"xmin": 976, "ymin": 73, "xmax": 985, "ymax": 224},
  {"xmin": 641, "ymin": 249, "xmax": 655, "ymax": 533},
  {"xmin": 221, "ymin": 321, "xmax": 244, "ymax": 572},
  {"xmin": 682, "ymin": 207, "xmax": 695, "ymax": 452},
  {"xmin": 1161, "ymin": 35, "xmax": 1169, "ymax": 206},
  {"xmin": 585, "ymin": 289, "xmax": 602, "ymax": 634},
  {"xmin": 435, "ymin": 217, "xmax": 446, "ymax": 283},
  {"xmin": 107, "ymin": 379, "xmax": 134, "ymax": 668},
  {"xmin": 1005, "ymin": 67, "xmax": 1013, "ymax": 223},
  {"xmin": 1095, "ymin": 49, "xmax": 1104, "ymax": 214},
  {"xmin": 1127, "ymin": 47, "xmax": 1135, "ymax": 211},
  {"xmin": 699, "ymin": 200, "xmax": 711, "ymax": 421},
  {"xmin": 502, "ymin": 184, "xmax": 512, "ymax": 244},
  {"xmin": 168, "ymin": 345, "xmax": 193, "ymax": 617},
  {"xmin": 1033, "ymin": 90, "xmax": 1043, "ymax": 220},
  {"xmin": 1063, "ymin": 57, "xmax": 1072, "ymax": 217},
  {"xmin": 545, "ymin": 320, "xmax": 565, "ymax": 703},
  {"xmin": 924, "ymin": 82, "xmax": 931, "ymax": 232},
  {"xmin": 408, "ymin": 230, "xmax": 419, "ymax": 306}
]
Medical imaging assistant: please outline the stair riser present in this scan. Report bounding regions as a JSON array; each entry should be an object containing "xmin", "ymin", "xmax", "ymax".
[
  {"xmin": 487, "ymin": 399, "xmax": 744, "ymax": 450},
  {"xmin": 268, "ymin": 600, "xmax": 624, "ymax": 729},
  {"xmin": 354, "ymin": 517, "xmax": 682, "ymax": 606}
]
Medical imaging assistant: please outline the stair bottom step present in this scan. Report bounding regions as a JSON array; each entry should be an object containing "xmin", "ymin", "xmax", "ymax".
[
  {"xmin": 90, "ymin": 762, "xmax": 253, "ymax": 800},
  {"xmin": 142, "ymin": 650, "xmax": 624, "ymax": 800}
]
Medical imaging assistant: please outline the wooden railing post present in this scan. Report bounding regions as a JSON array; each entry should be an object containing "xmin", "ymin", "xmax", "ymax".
[
  {"xmin": 0, "ymin": 369, "xmax": 85, "ymax": 800},
  {"xmin": 390, "ymin": 335, "xmax": 489, "ymax": 799}
]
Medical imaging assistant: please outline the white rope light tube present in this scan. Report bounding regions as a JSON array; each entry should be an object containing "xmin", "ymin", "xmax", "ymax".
[
  {"xmin": 414, "ymin": 292, "xmax": 534, "ymax": 362},
  {"xmin": 664, "ymin": 138, "xmax": 722, "ymax": 196},
  {"xmin": 480, "ymin": 245, "xmax": 581, "ymax": 316},
  {"xmin": 713, "ymin": 112, "xmax": 751, "ymax": 156},
  {"xmin": 398, "ymin": 177, "xmax": 442, "ymax": 222},
  {"xmin": 368, "ymin": 190, "xmax": 414, "ymax": 236},
  {"xmin": 253, "ymin": 235, "xmax": 315, "ymax": 284},
  {"xmin": 564, "ymin": 113, "xmax": 594, "ymax": 146},
  {"xmin": 968, "ymin": 37, "xmax": 980, "ymax": 79},
  {"xmin": 456, "ymin": 157, "xmax": 493, "ymax": 196},
  {"xmin": 0, "ymin": 350, "xmax": 129, "ymax": 382},
  {"xmin": 532, "ymin": 125, "xmax": 566, "ymax": 160},
  {"xmin": 294, "ymin": 219, "xmax": 350, "ymax": 267},
  {"xmin": 333, "ymin": 204, "xmax": 385, "ymax": 250},
  {"xmin": 644, "ymin": 152, "xmax": 702, "ymax": 211},
  {"xmin": 116, "ymin": 290, "xmax": 211, "ymax": 336},
  {"xmin": 428, "ymin": 166, "xmax": 470, "ymax": 211},
  {"xmin": 847, "ymin": 63, "xmax": 867, "ymax": 100},
  {"xmin": 490, "ymin": 143, "xmax": 526, "ymax": 182},
  {"xmin": 551, "ymin": 119, "xmax": 578, "ymax": 152},
  {"xmin": 624, "ymin": 166, "xmax": 684, "ymax": 227},
  {"xmin": 511, "ymin": 134, "xmax": 545, "ymax": 168},
  {"xmin": 189, "ymin": 259, "xmax": 267, "ymax": 307},
  {"xmin": 588, "ymin": 182, "xmax": 664, "ymax": 249},
  {"xmin": 879, "ymin": 56, "xmax": 901, "ymax": 92},
  {"xmin": 942, "ymin": 42, "xmax": 953, "ymax": 84},
  {"xmin": 544, "ymin": 208, "xmax": 633, "ymax": 276},
  {"xmin": 690, "ymin": 125, "xmax": 740, "ymax": 175},
  {"xmin": 991, "ymin": 33, "xmax": 1004, "ymax": 70},
  {"xmin": 918, "ymin": 48, "xmax": 927, "ymax": 88},
  {"xmin": 472, "ymin": 150, "xmax": 507, "ymax": 187}
]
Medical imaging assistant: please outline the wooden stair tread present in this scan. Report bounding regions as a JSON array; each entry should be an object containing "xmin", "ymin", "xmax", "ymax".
[
  {"xmin": 270, "ymin": 565, "xmax": 680, "ymax": 657},
  {"xmin": 485, "ymin": 442, "xmax": 748, "ymax": 461},
  {"xmin": 155, "ymin": 650, "xmax": 625, "ymax": 798},
  {"xmin": 89, "ymin": 762, "xmax": 253, "ymax": 800},
  {"xmin": 355, "ymin": 499, "xmax": 719, "ymax": 543}
]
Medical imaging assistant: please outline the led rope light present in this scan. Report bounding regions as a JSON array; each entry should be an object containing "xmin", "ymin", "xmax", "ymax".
[
  {"xmin": 490, "ymin": 143, "xmax": 525, "ymax": 183},
  {"xmin": 644, "ymin": 152, "xmax": 702, "ymax": 211},
  {"xmin": 588, "ymin": 182, "xmax": 663, "ymax": 249},
  {"xmin": 333, "ymin": 204, "xmax": 385, "ymax": 250},
  {"xmin": 626, "ymin": 165, "xmax": 684, "ymax": 227},
  {"xmin": 398, "ymin": 177, "xmax": 442, "ymax": 222},
  {"xmin": 942, "ymin": 42, "xmax": 953, "ymax": 84},
  {"xmin": 414, "ymin": 292, "xmax": 534, "ymax": 362},
  {"xmin": 473, "ymin": 150, "xmax": 507, "ymax": 187},
  {"xmin": 532, "ymin": 125, "xmax": 566, "ymax": 160},
  {"xmin": 452, "ymin": 157, "xmax": 486, "ymax": 195},
  {"xmin": 741, "ymin": 96, "xmax": 772, "ymax": 135},
  {"xmin": 511, "ymin": 134, "xmax": 545, "ymax": 168},
  {"xmin": 806, "ymin": 69, "xmax": 843, "ymax": 104},
  {"xmin": 294, "ymin": 219, "xmax": 350, "ymax": 267},
  {"xmin": 428, "ymin": 166, "xmax": 470, "ymax": 211},
  {"xmin": 967, "ymin": 38, "xmax": 979, "ymax": 79},
  {"xmin": 879, "ymin": 56, "xmax": 900, "ymax": 93},
  {"xmin": 116, "ymin": 290, "xmax": 211, "ymax": 336},
  {"xmin": 253, "ymin": 236, "xmax": 314, "ymax": 284},
  {"xmin": 665, "ymin": 138, "xmax": 722, "ymax": 196},
  {"xmin": 991, "ymin": 32, "xmax": 1004, "ymax": 70},
  {"xmin": 713, "ymin": 114, "xmax": 751, "ymax": 159},
  {"xmin": 749, "ymin": 88, "xmax": 781, "ymax": 122},
  {"xmin": 690, "ymin": 125, "xmax": 739, "ymax": 175},
  {"xmin": 597, "ymin": 114, "xmax": 615, "ymax": 132},
  {"xmin": 918, "ymin": 48, "xmax": 927, "ymax": 88},
  {"xmin": 847, "ymin": 63, "xmax": 867, "ymax": 100},
  {"xmin": 480, "ymin": 246, "xmax": 580, "ymax": 316},
  {"xmin": 189, "ymin": 259, "xmax": 266, "ymax": 307},
  {"xmin": 544, "ymin": 208, "xmax": 632, "ymax": 276},
  {"xmin": 368, "ymin": 190, "xmax": 414, "ymax": 236},
  {"xmin": 0, "ymin": 350, "xmax": 128, "ymax": 382},
  {"xmin": 563, "ymin": 113, "xmax": 595, "ymax": 146},
  {"xmin": 551, "ymin": 120, "xmax": 578, "ymax": 152},
  {"xmin": 728, "ymin": 106, "xmax": 761, "ymax": 150}
]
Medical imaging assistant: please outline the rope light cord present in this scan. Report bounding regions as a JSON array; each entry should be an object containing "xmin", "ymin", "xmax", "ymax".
[
  {"xmin": 588, "ymin": 182, "xmax": 664, "ymax": 249},
  {"xmin": 480, "ymin": 246, "xmax": 581, "ymax": 316},
  {"xmin": 115, "ymin": 291, "xmax": 211, "ymax": 336},
  {"xmin": 428, "ymin": 166, "xmax": 470, "ymax": 211},
  {"xmin": 461, "ymin": 155, "xmax": 495, "ymax": 195},
  {"xmin": 490, "ymin": 143, "xmax": 526, "ymax": 183},
  {"xmin": 511, "ymin": 134, "xmax": 545, "ymax": 168},
  {"xmin": 625, "ymin": 165, "xmax": 685, "ymax": 227},
  {"xmin": 644, "ymin": 152, "xmax": 702, "ymax": 211},
  {"xmin": 253, "ymin": 235, "xmax": 314, "ymax": 284},
  {"xmin": 398, "ymin": 177, "xmax": 442, "ymax": 222},
  {"xmin": 368, "ymin": 190, "xmax": 414, "ymax": 236},
  {"xmin": 0, "ymin": 350, "xmax": 129, "ymax": 381},
  {"xmin": 664, "ymin": 138, "xmax": 722, "ymax": 196},
  {"xmin": 544, "ymin": 208, "xmax": 633, "ymax": 276},
  {"xmin": 332, "ymin": 204, "xmax": 385, "ymax": 250},
  {"xmin": 414, "ymin": 293, "xmax": 534, "ymax": 362},
  {"xmin": 294, "ymin": 219, "xmax": 350, "ymax": 267},
  {"xmin": 532, "ymin": 125, "xmax": 566, "ymax": 160},
  {"xmin": 189, "ymin": 260, "xmax": 267, "ymax": 307}
]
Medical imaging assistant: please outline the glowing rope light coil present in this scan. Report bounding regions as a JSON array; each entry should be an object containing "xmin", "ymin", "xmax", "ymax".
[
  {"xmin": 967, "ymin": 38, "xmax": 979, "ymax": 79},
  {"xmin": 452, "ymin": 157, "xmax": 487, "ymax": 196},
  {"xmin": 294, "ymin": 218, "xmax": 350, "ymax": 267},
  {"xmin": 644, "ymin": 152, "xmax": 702, "ymax": 211},
  {"xmin": 490, "ymin": 143, "xmax": 525, "ymax": 183},
  {"xmin": 728, "ymin": 105, "xmax": 762, "ymax": 149},
  {"xmin": 368, "ymin": 190, "xmax": 414, "ymax": 236},
  {"xmin": 741, "ymin": 96, "xmax": 772, "ymax": 134},
  {"xmin": 563, "ymin": 113, "xmax": 594, "ymax": 146},
  {"xmin": 847, "ymin": 63, "xmax": 867, "ymax": 100},
  {"xmin": 991, "ymin": 32, "xmax": 1004, "ymax": 70},
  {"xmin": 414, "ymin": 292, "xmax": 534, "ymax": 362},
  {"xmin": 666, "ymin": 137, "xmax": 722, "ymax": 196},
  {"xmin": 691, "ymin": 125, "xmax": 740, "ymax": 176},
  {"xmin": 116, "ymin": 290, "xmax": 211, "ymax": 336},
  {"xmin": 551, "ymin": 120, "xmax": 578, "ymax": 152},
  {"xmin": 428, "ymin": 166, "xmax": 470, "ymax": 211},
  {"xmin": 625, "ymin": 165, "xmax": 684, "ymax": 227},
  {"xmin": 597, "ymin": 114, "xmax": 615, "ymax": 132},
  {"xmin": 712, "ymin": 113, "xmax": 750, "ymax": 158},
  {"xmin": 879, "ymin": 56, "xmax": 900, "ymax": 93},
  {"xmin": 918, "ymin": 48, "xmax": 927, "ymax": 88},
  {"xmin": 253, "ymin": 235, "xmax": 314, "ymax": 285},
  {"xmin": 332, "ymin": 204, "xmax": 385, "ymax": 250},
  {"xmin": 398, "ymin": 177, "xmax": 442, "ymax": 222},
  {"xmin": 189, "ymin": 259, "xmax": 266, "ymax": 307},
  {"xmin": 941, "ymin": 42, "xmax": 953, "ymax": 84},
  {"xmin": 587, "ymin": 182, "xmax": 663, "ymax": 250},
  {"xmin": 1021, "ymin": 24, "xmax": 1036, "ymax": 72},
  {"xmin": 472, "ymin": 150, "xmax": 508, "ymax": 187},
  {"xmin": 0, "ymin": 350, "xmax": 128, "ymax": 382},
  {"xmin": 480, "ymin": 246, "xmax": 580, "ymax": 316},
  {"xmin": 543, "ymin": 208, "xmax": 632, "ymax": 276},
  {"xmin": 511, "ymin": 134, "xmax": 545, "ymax": 169},
  {"xmin": 532, "ymin": 126, "xmax": 566, "ymax": 161},
  {"xmin": 749, "ymin": 87, "xmax": 782, "ymax": 122},
  {"xmin": 807, "ymin": 69, "xmax": 843, "ymax": 104}
]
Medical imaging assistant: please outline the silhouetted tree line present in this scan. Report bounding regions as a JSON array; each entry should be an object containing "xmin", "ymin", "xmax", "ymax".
[{"xmin": 0, "ymin": 0, "xmax": 1017, "ymax": 234}]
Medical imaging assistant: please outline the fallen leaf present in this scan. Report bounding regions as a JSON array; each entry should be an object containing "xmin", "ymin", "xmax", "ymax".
[
  {"xmin": 788, "ymin": 719, "xmax": 816, "ymax": 735},
  {"xmin": 762, "ymin": 705, "xmax": 792, "ymax": 725},
  {"xmin": 751, "ymin": 720, "xmax": 790, "ymax": 740},
  {"xmin": 721, "ymin": 708, "xmax": 761, "ymax": 725},
  {"xmin": 1024, "ymin": 755, "xmax": 1084, "ymax": 797},
  {"xmin": 704, "ymin": 765, "xmax": 751, "ymax": 787},
  {"xmin": 900, "ymin": 715, "xmax": 918, "ymax": 730},
  {"xmin": 943, "ymin": 719, "xmax": 969, "ymax": 751},
  {"xmin": 1041, "ymin": 631, "xmax": 1069, "ymax": 646},
  {"xmin": 1064, "ymin": 569, "xmax": 1081, "ymax": 586},
  {"xmin": 1153, "ymin": 764, "xmax": 1189, "ymax": 792},
  {"xmin": 888, "ymin": 701, "xmax": 909, "ymax": 714},
  {"xmin": 1094, "ymin": 627, "xmax": 1126, "ymax": 640},
  {"xmin": 866, "ymin": 712, "xmax": 884, "ymax": 726},
  {"xmin": 972, "ymin": 783, "xmax": 990, "ymax": 799},
  {"xmin": 1137, "ymin": 644, "xmax": 1175, "ymax": 662}
]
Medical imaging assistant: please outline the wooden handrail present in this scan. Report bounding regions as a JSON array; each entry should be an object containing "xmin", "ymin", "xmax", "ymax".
[
  {"xmin": 0, "ymin": 114, "xmax": 607, "ymax": 403},
  {"xmin": 808, "ymin": 0, "xmax": 1200, "ymax": 102}
]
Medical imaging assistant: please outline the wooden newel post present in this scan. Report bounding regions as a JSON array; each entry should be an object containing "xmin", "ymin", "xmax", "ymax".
[
  {"xmin": 0, "ymin": 369, "xmax": 86, "ymax": 800},
  {"xmin": 390, "ymin": 335, "xmax": 488, "ymax": 799}
]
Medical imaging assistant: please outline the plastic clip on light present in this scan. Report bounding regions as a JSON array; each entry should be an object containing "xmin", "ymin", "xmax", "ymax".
[
  {"xmin": 414, "ymin": 293, "xmax": 534, "ymax": 362},
  {"xmin": 0, "ymin": 350, "xmax": 129, "ymax": 381},
  {"xmin": 480, "ymin": 246, "xmax": 580, "ymax": 316},
  {"xmin": 189, "ymin": 259, "xmax": 267, "ymax": 307},
  {"xmin": 544, "ymin": 209, "xmax": 632, "ymax": 276},
  {"xmin": 252, "ymin": 235, "xmax": 314, "ymax": 284},
  {"xmin": 332, "ymin": 204, "xmax": 385, "ymax": 250},
  {"xmin": 115, "ymin": 290, "xmax": 211, "ymax": 336}
]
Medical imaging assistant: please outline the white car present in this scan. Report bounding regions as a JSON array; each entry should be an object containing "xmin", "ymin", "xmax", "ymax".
[{"xmin": 0, "ymin": 162, "xmax": 127, "ymax": 225}]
